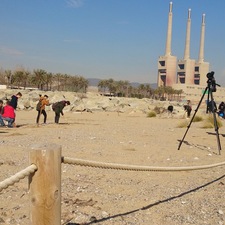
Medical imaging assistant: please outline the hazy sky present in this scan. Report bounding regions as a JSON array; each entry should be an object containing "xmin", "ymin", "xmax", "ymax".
[{"xmin": 0, "ymin": 0, "xmax": 225, "ymax": 86}]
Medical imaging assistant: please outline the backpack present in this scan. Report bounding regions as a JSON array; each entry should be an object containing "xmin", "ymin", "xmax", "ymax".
[
  {"xmin": 36, "ymin": 101, "xmax": 42, "ymax": 111},
  {"xmin": 167, "ymin": 105, "xmax": 173, "ymax": 112}
]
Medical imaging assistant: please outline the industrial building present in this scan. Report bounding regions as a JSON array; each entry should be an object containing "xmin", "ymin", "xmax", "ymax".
[{"xmin": 157, "ymin": 2, "xmax": 225, "ymax": 103}]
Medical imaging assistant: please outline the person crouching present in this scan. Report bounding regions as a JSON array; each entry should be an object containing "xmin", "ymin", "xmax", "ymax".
[
  {"xmin": 0, "ymin": 101, "xmax": 16, "ymax": 128},
  {"xmin": 53, "ymin": 100, "xmax": 70, "ymax": 124}
]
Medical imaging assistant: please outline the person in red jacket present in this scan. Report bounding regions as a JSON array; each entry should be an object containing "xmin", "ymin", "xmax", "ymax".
[{"xmin": 0, "ymin": 101, "xmax": 16, "ymax": 128}]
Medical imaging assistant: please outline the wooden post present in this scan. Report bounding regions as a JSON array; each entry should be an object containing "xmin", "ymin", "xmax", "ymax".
[{"xmin": 29, "ymin": 144, "xmax": 62, "ymax": 225}]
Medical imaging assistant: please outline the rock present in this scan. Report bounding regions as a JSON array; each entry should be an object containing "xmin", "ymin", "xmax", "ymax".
[
  {"xmin": 101, "ymin": 211, "xmax": 109, "ymax": 218},
  {"xmin": 0, "ymin": 89, "xmax": 191, "ymax": 117}
]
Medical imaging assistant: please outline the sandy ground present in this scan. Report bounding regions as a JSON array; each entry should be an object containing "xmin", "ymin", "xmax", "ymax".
[{"xmin": 0, "ymin": 110, "xmax": 225, "ymax": 225}]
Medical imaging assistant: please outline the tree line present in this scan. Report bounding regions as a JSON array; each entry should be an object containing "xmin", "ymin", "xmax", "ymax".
[
  {"xmin": 98, "ymin": 78, "xmax": 183, "ymax": 100},
  {"xmin": 0, "ymin": 68, "xmax": 183, "ymax": 100},
  {"xmin": 0, "ymin": 68, "xmax": 88, "ymax": 92}
]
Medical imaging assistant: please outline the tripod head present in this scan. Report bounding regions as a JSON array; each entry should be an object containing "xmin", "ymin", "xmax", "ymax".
[{"xmin": 206, "ymin": 71, "xmax": 220, "ymax": 92}]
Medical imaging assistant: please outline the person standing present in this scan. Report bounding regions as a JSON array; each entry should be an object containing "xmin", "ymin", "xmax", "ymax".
[
  {"xmin": 52, "ymin": 100, "xmax": 70, "ymax": 124},
  {"xmin": 36, "ymin": 95, "xmax": 49, "ymax": 125},
  {"xmin": 186, "ymin": 100, "xmax": 192, "ymax": 118}
]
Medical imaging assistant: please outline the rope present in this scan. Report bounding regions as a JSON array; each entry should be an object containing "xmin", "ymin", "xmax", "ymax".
[
  {"xmin": 62, "ymin": 157, "xmax": 225, "ymax": 172},
  {"xmin": 0, "ymin": 164, "xmax": 37, "ymax": 192}
]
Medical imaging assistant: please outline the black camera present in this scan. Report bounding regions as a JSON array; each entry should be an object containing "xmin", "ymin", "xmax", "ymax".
[
  {"xmin": 206, "ymin": 71, "xmax": 216, "ymax": 92},
  {"xmin": 207, "ymin": 71, "xmax": 215, "ymax": 80}
]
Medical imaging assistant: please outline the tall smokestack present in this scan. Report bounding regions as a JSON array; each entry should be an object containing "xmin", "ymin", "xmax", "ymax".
[
  {"xmin": 165, "ymin": 2, "xmax": 173, "ymax": 56},
  {"xmin": 184, "ymin": 9, "xmax": 191, "ymax": 60},
  {"xmin": 198, "ymin": 14, "xmax": 205, "ymax": 63}
]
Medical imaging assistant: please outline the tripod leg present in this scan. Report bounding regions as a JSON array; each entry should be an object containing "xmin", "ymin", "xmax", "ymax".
[
  {"xmin": 206, "ymin": 88, "xmax": 210, "ymax": 113},
  {"xmin": 209, "ymin": 91, "xmax": 222, "ymax": 154},
  {"xmin": 178, "ymin": 87, "xmax": 208, "ymax": 150}
]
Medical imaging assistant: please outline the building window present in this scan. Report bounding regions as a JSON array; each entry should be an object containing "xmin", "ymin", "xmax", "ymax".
[
  {"xmin": 195, "ymin": 67, "xmax": 199, "ymax": 72},
  {"xmin": 178, "ymin": 64, "xmax": 184, "ymax": 69},
  {"xmin": 159, "ymin": 61, "xmax": 165, "ymax": 66}
]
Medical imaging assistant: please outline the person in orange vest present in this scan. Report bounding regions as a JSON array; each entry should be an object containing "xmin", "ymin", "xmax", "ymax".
[{"xmin": 36, "ymin": 95, "xmax": 49, "ymax": 125}]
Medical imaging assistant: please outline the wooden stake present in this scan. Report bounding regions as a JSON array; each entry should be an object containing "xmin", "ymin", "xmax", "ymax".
[{"xmin": 29, "ymin": 144, "xmax": 61, "ymax": 225}]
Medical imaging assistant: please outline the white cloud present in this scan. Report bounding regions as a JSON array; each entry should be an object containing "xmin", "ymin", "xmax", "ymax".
[
  {"xmin": 66, "ymin": 0, "xmax": 84, "ymax": 8},
  {"xmin": 0, "ymin": 46, "xmax": 23, "ymax": 56}
]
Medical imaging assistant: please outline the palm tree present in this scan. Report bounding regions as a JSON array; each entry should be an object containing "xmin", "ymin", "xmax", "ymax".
[
  {"xmin": 138, "ymin": 84, "xmax": 146, "ymax": 98},
  {"xmin": 5, "ymin": 70, "xmax": 12, "ymax": 87},
  {"xmin": 107, "ymin": 79, "xmax": 116, "ymax": 96},
  {"xmin": 45, "ymin": 72, "xmax": 53, "ymax": 91},
  {"xmin": 32, "ymin": 69, "xmax": 47, "ymax": 90},
  {"xmin": 154, "ymin": 86, "xmax": 165, "ymax": 100},
  {"xmin": 145, "ymin": 84, "xmax": 153, "ymax": 98},
  {"xmin": 54, "ymin": 73, "xmax": 63, "ymax": 91},
  {"xmin": 98, "ymin": 79, "xmax": 108, "ymax": 93},
  {"xmin": 13, "ymin": 70, "xmax": 24, "ymax": 88},
  {"xmin": 123, "ymin": 80, "xmax": 130, "ymax": 97},
  {"xmin": 22, "ymin": 70, "xmax": 31, "ymax": 89},
  {"xmin": 60, "ymin": 74, "xmax": 70, "ymax": 91}
]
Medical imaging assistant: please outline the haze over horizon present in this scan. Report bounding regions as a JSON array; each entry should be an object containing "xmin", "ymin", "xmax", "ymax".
[{"xmin": 0, "ymin": 0, "xmax": 224, "ymax": 86}]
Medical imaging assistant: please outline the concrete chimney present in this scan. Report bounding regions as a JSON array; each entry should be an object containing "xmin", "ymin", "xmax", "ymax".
[
  {"xmin": 165, "ymin": 2, "xmax": 173, "ymax": 56},
  {"xmin": 198, "ymin": 14, "xmax": 205, "ymax": 63},
  {"xmin": 184, "ymin": 9, "xmax": 191, "ymax": 60}
]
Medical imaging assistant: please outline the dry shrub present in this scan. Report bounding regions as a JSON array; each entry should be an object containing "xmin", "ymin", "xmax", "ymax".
[
  {"xmin": 202, "ymin": 115, "xmax": 223, "ymax": 128},
  {"xmin": 177, "ymin": 120, "xmax": 189, "ymax": 128},
  {"xmin": 192, "ymin": 115, "xmax": 203, "ymax": 122},
  {"xmin": 147, "ymin": 111, "xmax": 156, "ymax": 118}
]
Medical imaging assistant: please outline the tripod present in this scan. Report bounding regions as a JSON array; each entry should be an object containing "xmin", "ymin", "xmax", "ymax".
[{"xmin": 178, "ymin": 75, "xmax": 222, "ymax": 155}]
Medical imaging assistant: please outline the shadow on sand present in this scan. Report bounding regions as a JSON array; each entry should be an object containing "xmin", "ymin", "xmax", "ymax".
[{"xmin": 66, "ymin": 174, "xmax": 225, "ymax": 225}]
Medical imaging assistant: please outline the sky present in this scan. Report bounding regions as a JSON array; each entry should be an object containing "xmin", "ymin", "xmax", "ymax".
[{"xmin": 0, "ymin": 0, "xmax": 225, "ymax": 86}]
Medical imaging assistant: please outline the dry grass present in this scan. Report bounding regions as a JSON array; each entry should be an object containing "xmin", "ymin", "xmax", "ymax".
[
  {"xmin": 192, "ymin": 115, "xmax": 203, "ymax": 122},
  {"xmin": 177, "ymin": 120, "xmax": 189, "ymax": 128},
  {"xmin": 201, "ymin": 115, "xmax": 223, "ymax": 128},
  {"xmin": 147, "ymin": 111, "xmax": 157, "ymax": 118}
]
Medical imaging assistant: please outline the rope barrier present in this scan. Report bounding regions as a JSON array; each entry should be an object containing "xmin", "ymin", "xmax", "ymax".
[
  {"xmin": 62, "ymin": 157, "xmax": 225, "ymax": 172},
  {"xmin": 0, "ymin": 164, "xmax": 37, "ymax": 192},
  {"xmin": 1, "ymin": 157, "xmax": 225, "ymax": 193}
]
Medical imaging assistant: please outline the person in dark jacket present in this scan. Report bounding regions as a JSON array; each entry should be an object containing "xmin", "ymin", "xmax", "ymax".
[
  {"xmin": 52, "ymin": 100, "xmax": 70, "ymax": 124},
  {"xmin": 9, "ymin": 92, "xmax": 22, "ymax": 110},
  {"xmin": 0, "ymin": 100, "xmax": 3, "ymax": 115}
]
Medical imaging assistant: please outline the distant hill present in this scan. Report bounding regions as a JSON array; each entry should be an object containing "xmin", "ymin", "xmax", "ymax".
[{"xmin": 87, "ymin": 78, "xmax": 157, "ymax": 89}]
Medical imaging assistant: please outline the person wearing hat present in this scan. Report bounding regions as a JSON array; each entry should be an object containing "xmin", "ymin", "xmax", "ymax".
[
  {"xmin": 52, "ymin": 100, "xmax": 70, "ymax": 124},
  {"xmin": 36, "ymin": 94, "xmax": 49, "ymax": 125}
]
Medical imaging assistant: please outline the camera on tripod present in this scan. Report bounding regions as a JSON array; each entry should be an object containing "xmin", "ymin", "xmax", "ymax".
[
  {"xmin": 206, "ymin": 71, "xmax": 217, "ymax": 92},
  {"xmin": 178, "ymin": 70, "xmax": 222, "ymax": 154}
]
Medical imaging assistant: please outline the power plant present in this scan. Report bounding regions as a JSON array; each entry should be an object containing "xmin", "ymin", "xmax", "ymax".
[{"xmin": 157, "ymin": 2, "xmax": 209, "ymax": 88}]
